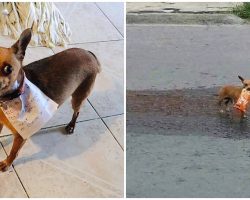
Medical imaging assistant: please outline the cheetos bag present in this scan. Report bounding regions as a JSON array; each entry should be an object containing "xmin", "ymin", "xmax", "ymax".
[{"xmin": 234, "ymin": 88, "xmax": 250, "ymax": 113}]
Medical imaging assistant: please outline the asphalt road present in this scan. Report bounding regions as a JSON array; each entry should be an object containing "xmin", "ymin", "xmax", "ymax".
[
  {"xmin": 127, "ymin": 24, "xmax": 250, "ymax": 198},
  {"xmin": 127, "ymin": 24, "xmax": 250, "ymax": 90}
]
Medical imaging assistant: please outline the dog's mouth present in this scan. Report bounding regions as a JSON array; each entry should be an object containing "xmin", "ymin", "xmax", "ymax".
[
  {"xmin": 0, "ymin": 70, "xmax": 25, "ymax": 100},
  {"xmin": 0, "ymin": 78, "xmax": 10, "ymax": 91},
  {"xmin": 0, "ymin": 77, "xmax": 19, "ymax": 97}
]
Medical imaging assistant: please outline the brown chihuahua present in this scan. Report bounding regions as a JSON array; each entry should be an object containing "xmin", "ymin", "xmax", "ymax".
[
  {"xmin": 218, "ymin": 75, "xmax": 250, "ymax": 114},
  {"xmin": 0, "ymin": 29, "xmax": 100, "ymax": 172}
]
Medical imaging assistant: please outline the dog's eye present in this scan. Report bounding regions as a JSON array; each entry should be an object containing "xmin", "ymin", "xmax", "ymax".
[
  {"xmin": 247, "ymin": 88, "xmax": 250, "ymax": 91},
  {"xmin": 2, "ymin": 65, "xmax": 13, "ymax": 75}
]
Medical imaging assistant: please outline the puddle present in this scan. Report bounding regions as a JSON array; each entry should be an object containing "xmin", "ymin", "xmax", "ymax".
[{"xmin": 127, "ymin": 87, "xmax": 250, "ymax": 139}]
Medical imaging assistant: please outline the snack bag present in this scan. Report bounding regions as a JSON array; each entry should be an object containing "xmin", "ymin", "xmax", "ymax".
[{"xmin": 234, "ymin": 88, "xmax": 250, "ymax": 112}]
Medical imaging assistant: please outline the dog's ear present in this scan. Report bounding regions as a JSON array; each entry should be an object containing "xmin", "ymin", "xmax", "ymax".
[
  {"xmin": 11, "ymin": 28, "xmax": 32, "ymax": 61},
  {"xmin": 238, "ymin": 75, "xmax": 245, "ymax": 83}
]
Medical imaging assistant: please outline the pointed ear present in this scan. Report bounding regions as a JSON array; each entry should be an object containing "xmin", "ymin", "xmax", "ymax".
[
  {"xmin": 11, "ymin": 28, "xmax": 32, "ymax": 61},
  {"xmin": 238, "ymin": 75, "xmax": 245, "ymax": 83}
]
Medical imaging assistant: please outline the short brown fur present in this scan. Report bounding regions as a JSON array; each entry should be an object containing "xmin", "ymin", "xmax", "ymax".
[
  {"xmin": 218, "ymin": 85, "xmax": 242, "ymax": 106},
  {"xmin": 218, "ymin": 76, "xmax": 250, "ymax": 117},
  {"xmin": 0, "ymin": 29, "xmax": 100, "ymax": 171}
]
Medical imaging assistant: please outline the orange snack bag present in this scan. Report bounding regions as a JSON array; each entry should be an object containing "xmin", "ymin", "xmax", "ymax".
[{"xmin": 234, "ymin": 88, "xmax": 250, "ymax": 112}]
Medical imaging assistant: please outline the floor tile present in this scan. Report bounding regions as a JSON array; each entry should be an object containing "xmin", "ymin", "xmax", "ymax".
[
  {"xmin": 0, "ymin": 144, "xmax": 27, "ymax": 197},
  {"xmin": 5, "ymin": 158, "xmax": 113, "ymax": 198},
  {"xmin": 24, "ymin": 47, "xmax": 54, "ymax": 65},
  {"xmin": 103, "ymin": 115, "xmax": 124, "ymax": 148},
  {"xmin": 96, "ymin": 2, "xmax": 124, "ymax": 36},
  {"xmin": 0, "ymin": 126, "xmax": 12, "ymax": 137},
  {"xmin": 55, "ymin": 2, "xmax": 122, "ymax": 44},
  {"xmin": 1, "ymin": 119, "xmax": 123, "ymax": 197},
  {"xmin": 0, "ymin": 35, "xmax": 16, "ymax": 48},
  {"xmin": 81, "ymin": 41, "xmax": 124, "ymax": 117},
  {"xmin": 0, "ymin": 35, "xmax": 38, "ymax": 49},
  {"xmin": 44, "ymin": 98, "xmax": 99, "ymax": 128},
  {"xmin": 53, "ymin": 41, "xmax": 124, "ymax": 117}
]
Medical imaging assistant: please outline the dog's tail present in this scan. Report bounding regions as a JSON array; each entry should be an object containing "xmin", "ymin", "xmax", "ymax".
[{"xmin": 88, "ymin": 51, "xmax": 101, "ymax": 73}]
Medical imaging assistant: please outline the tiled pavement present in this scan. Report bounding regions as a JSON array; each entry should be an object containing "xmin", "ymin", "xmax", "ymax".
[{"xmin": 0, "ymin": 2, "xmax": 124, "ymax": 198}]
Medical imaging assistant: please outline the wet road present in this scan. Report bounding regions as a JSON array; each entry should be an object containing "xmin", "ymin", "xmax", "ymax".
[{"xmin": 127, "ymin": 24, "xmax": 250, "ymax": 197}]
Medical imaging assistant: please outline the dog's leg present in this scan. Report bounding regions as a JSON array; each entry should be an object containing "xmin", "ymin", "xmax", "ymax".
[
  {"xmin": 218, "ymin": 97, "xmax": 226, "ymax": 113},
  {"xmin": 225, "ymin": 98, "xmax": 233, "ymax": 112},
  {"xmin": 65, "ymin": 111, "xmax": 79, "ymax": 134},
  {"xmin": 218, "ymin": 98, "xmax": 223, "ymax": 106},
  {"xmin": 0, "ymin": 108, "xmax": 26, "ymax": 171},
  {"xmin": 0, "ymin": 133, "xmax": 25, "ymax": 172},
  {"xmin": 240, "ymin": 110, "xmax": 247, "ymax": 119},
  {"xmin": 65, "ymin": 75, "xmax": 96, "ymax": 134}
]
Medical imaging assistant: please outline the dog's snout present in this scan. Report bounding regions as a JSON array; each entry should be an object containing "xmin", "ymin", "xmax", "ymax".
[{"xmin": 0, "ymin": 77, "xmax": 10, "ymax": 91}]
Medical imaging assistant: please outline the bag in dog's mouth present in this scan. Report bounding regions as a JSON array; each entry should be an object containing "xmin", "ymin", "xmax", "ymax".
[{"xmin": 234, "ymin": 88, "xmax": 250, "ymax": 112}]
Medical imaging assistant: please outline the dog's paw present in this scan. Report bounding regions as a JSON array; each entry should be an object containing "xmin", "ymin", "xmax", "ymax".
[
  {"xmin": 219, "ymin": 109, "xmax": 225, "ymax": 113},
  {"xmin": 0, "ymin": 160, "xmax": 10, "ymax": 172},
  {"xmin": 65, "ymin": 123, "xmax": 75, "ymax": 134}
]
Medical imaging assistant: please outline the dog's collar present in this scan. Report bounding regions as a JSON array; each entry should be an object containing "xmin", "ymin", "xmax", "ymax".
[{"xmin": 0, "ymin": 71, "xmax": 25, "ymax": 102}]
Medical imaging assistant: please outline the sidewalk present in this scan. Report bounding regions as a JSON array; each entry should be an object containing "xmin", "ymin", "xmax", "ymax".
[
  {"xmin": 0, "ymin": 2, "xmax": 124, "ymax": 198},
  {"xmin": 127, "ymin": 2, "xmax": 241, "ymax": 13},
  {"xmin": 127, "ymin": 2, "xmax": 244, "ymax": 24}
]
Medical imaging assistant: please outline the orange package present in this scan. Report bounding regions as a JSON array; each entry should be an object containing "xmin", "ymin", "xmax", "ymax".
[{"xmin": 234, "ymin": 88, "xmax": 250, "ymax": 112}]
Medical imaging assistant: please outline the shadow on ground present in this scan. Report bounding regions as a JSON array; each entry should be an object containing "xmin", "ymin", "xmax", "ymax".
[{"xmin": 1, "ymin": 123, "xmax": 101, "ymax": 167}]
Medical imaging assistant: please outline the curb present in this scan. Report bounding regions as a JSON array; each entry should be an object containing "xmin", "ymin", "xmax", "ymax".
[{"xmin": 127, "ymin": 13, "xmax": 246, "ymax": 25}]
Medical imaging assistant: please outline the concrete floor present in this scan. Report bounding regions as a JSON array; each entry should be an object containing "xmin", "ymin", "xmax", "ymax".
[{"xmin": 0, "ymin": 2, "xmax": 124, "ymax": 198}]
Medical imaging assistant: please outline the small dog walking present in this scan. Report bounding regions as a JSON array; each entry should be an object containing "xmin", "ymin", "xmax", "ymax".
[
  {"xmin": 0, "ymin": 29, "xmax": 101, "ymax": 171},
  {"xmin": 218, "ymin": 75, "xmax": 250, "ymax": 117}
]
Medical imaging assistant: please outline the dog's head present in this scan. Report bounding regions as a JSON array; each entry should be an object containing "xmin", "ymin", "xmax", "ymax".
[
  {"xmin": 239, "ymin": 75, "xmax": 250, "ymax": 91},
  {"xmin": 0, "ymin": 29, "xmax": 31, "ymax": 96}
]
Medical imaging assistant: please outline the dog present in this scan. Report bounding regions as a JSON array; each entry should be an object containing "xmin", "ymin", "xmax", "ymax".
[
  {"xmin": 0, "ymin": 28, "xmax": 101, "ymax": 172},
  {"xmin": 218, "ymin": 75, "xmax": 250, "ymax": 117}
]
